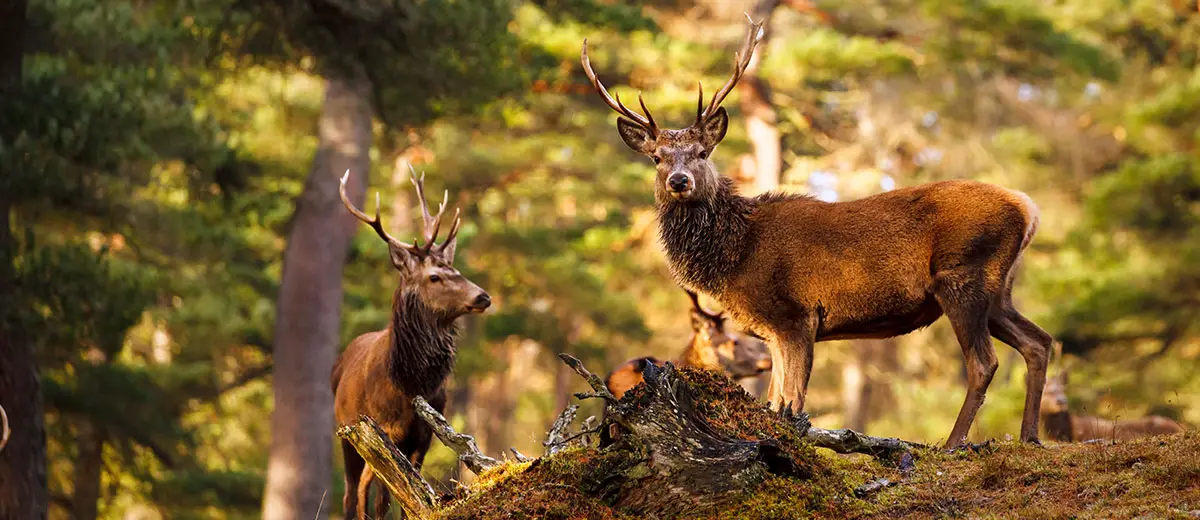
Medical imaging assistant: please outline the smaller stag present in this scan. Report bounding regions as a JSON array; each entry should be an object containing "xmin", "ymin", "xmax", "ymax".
[
  {"xmin": 1040, "ymin": 373, "xmax": 1183, "ymax": 443},
  {"xmin": 606, "ymin": 289, "xmax": 772, "ymax": 399},
  {"xmin": 332, "ymin": 170, "xmax": 491, "ymax": 520}
]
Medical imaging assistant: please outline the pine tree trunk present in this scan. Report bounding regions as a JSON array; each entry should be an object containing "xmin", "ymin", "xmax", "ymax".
[
  {"xmin": 0, "ymin": 1, "xmax": 49, "ymax": 518},
  {"xmin": 261, "ymin": 70, "xmax": 373, "ymax": 520},
  {"xmin": 71, "ymin": 420, "xmax": 105, "ymax": 520}
]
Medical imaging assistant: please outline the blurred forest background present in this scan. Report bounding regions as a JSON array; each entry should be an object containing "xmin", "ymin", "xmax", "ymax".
[{"xmin": 1, "ymin": 0, "xmax": 1198, "ymax": 518}]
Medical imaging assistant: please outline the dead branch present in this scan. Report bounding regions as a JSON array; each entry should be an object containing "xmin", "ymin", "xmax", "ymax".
[
  {"xmin": 805, "ymin": 426, "xmax": 925, "ymax": 460},
  {"xmin": 543, "ymin": 404, "xmax": 579, "ymax": 456},
  {"xmin": 557, "ymin": 353, "xmax": 617, "ymax": 403},
  {"xmin": 337, "ymin": 415, "xmax": 437, "ymax": 518},
  {"xmin": 413, "ymin": 396, "xmax": 500, "ymax": 475},
  {"xmin": 510, "ymin": 448, "xmax": 532, "ymax": 462}
]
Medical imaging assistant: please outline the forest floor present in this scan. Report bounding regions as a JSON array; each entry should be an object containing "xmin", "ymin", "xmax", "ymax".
[{"xmin": 433, "ymin": 368, "xmax": 1200, "ymax": 520}]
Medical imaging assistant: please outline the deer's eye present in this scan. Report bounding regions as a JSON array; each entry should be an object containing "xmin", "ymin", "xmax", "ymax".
[
  {"xmin": 652, "ymin": 155, "xmax": 662, "ymax": 164},
  {"xmin": 699, "ymin": 150, "xmax": 709, "ymax": 160},
  {"xmin": 429, "ymin": 274, "xmax": 442, "ymax": 283}
]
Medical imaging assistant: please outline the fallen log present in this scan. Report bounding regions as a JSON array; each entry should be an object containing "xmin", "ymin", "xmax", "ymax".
[
  {"xmin": 336, "ymin": 415, "xmax": 438, "ymax": 519},
  {"xmin": 413, "ymin": 396, "xmax": 500, "ymax": 474}
]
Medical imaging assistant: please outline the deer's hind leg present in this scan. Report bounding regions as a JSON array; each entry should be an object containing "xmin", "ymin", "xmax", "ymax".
[
  {"xmin": 935, "ymin": 268, "xmax": 1001, "ymax": 448},
  {"xmin": 989, "ymin": 300, "xmax": 1053, "ymax": 444}
]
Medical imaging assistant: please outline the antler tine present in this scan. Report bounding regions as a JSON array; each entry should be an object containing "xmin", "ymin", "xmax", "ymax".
[
  {"xmin": 0, "ymin": 404, "xmax": 9, "ymax": 453},
  {"xmin": 422, "ymin": 191, "xmax": 450, "ymax": 253},
  {"xmin": 698, "ymin": 15, "xmax": 766, "ymax": 122},
  {"xmin": 339, "ymin": 170, "xmax": 413, "ymax": 252},
  {"xmin": 581, "ymin": 39, "xmax": 658, "ymax": 135},
  {"xmin": 438, "ymin": 208, "xmax": 463, "ymax": 254}
]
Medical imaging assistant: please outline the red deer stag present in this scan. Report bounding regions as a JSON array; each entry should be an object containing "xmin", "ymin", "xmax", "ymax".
[
  {"xmin": 582, "ymin": 17, "xmax": 1053, "ymax": 446},
  {"xmin": 606, "ymin": 289, "xmax": 772, "ymax": 399},
  {"xmin": 1040, "ymin": 372, "xmax": 1184, "ymax": 443},
  {"xmin": 331, "ymin": 169, "xmax": 491, "ymax": 520}
]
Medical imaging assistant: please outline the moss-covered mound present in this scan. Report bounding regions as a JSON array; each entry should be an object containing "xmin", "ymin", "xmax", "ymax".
[{"xmin": 437, "ymin": 367, "xmax": 1200, "ymax": 519}]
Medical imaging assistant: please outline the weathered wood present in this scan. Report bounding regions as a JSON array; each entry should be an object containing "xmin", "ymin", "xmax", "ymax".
[
  {"xmin": 805, "ymin": 426, "xmax": 924, "ymax": 460},
  {"xmin": 854, "ymin": 477, "xmax": 896, "ymax": 498},
  {"xmin": 543, "ymin": 404, "xmax": 579, "ymax": 456},
  {"xmin": 0, "ymin": 404, "xmax": 9, "ymax": 453},
  {"xmin": 413, "ymin": 396, "xmax": 500, "ymax": 475},
  {"xmin": 336, "ymin": 415, "xmax": 437, "ymax": 519},
  {"xmin": 558, "ymin": 353, "xmax": 617, "ymax": 402},
  {"xmin": 580, "ymin": 359, "xmax": 810, "ymax": 517}
]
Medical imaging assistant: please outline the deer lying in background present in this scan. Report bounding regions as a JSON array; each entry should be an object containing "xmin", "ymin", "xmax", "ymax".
[
  {"xmin": 583, "ymin": 17, "xmax": 1054, "ymax": 447},
  {"xmin": 1040, "ymin": 373, "xmax": 1183, "ymax": 443},
  {"xmin": 606, "ymin": 289, "xmax": 772, "ymax": 399},
  {"xmin": 331, "ymin": 170, "xmax": 491, "ymax": 520}
]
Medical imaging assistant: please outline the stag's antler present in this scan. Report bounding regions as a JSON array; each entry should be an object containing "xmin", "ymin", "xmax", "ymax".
[
  {"xmin": 340, "ymin": 170, "xmax": 418, "ymax": 254},
  {"xmin": 685, "ymin": 289, "xmax": 723, "ymax": 320},
  {"xmin": 0, "ymin": 404, "xmax": 10, "ymax": 453},
  {"xmin": 407, "ymin": 165, "xmax": 461, "ymax": 257},
  {"xmin": 695, "ymin": 14, "xmax": 766, "ymax": 125},
  {"xmin": 580, "ymin": 39, "xmax": 658, "ymax": 136}
]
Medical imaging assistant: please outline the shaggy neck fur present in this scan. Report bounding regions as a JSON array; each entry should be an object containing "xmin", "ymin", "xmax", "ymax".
[
  {"xmin": 388, "ymin": 289, "xmax": 458, "ymax": 397},
  {"xmin": 657, "ymin": 177, "xmax": 756, "ymax": 294},
  {"xmin": 1043, "ymin": 411, "xmax": 1074, "ymax": 442},
  {"xmin": 657, "ymin": 176, "xmax": 811, "ymax": 294}
]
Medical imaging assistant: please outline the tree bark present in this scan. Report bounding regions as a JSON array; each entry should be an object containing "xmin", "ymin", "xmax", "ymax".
[
  {"xmin": 71, "ymin": 420, "xmax": 106, "ymax": 520},
  {"xmin": 0, "ymin": 1, "xmax": 49, "ymax": 518},
  {"xmin": 261, "ymin": 70, "xmax": 373, "ymax": 520},
  {"xmin": 740, "ymin": 0, "xmax": 783, "ymax": 195}
]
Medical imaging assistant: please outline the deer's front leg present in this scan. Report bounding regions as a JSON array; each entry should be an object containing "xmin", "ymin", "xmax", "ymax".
[{"xmin": 765, "ymin": 318, "xmax": 817, "ymax": 412}]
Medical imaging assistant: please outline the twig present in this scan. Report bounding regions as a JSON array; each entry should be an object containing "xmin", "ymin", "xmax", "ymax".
[
  {"xmin": 543, "ymin": 404, "xmax": 579, "ymax": 456},
  {"xmin": 804, "ymin": 426, "xmax": 924, "ymax": 460},
  {"xmin": 854, "ymin": 477, "xmax": 897, "ymax": 498},
  {"xmin": 510, "ymin": 448, "xmax": 532, "ymax": 462},
  {"xmin": 337, "ymin": 415, "xmax": 438, "ymax": 518},
  {"xmin": 558, "ymin": 353, "xmax": 617, "ymax": 403},
  {"xmin": 413, "ymin": 396, "xmax": 499, "ymax": 475},
  {"xmin": 573, "ymin": 391, "xmax": 612, "ymax": 401}
]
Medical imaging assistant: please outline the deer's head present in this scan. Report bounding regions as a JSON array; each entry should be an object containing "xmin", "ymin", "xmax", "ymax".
[
  {"xmin": 340, "ymin": 169, "xmax": 491, "ymax": 320},
  {"xmin": 685, "ymin": 290, "xmax": 771, "ymax": 379},
  {"xmin": 1040, "ymin": 373, "xmax": 1070, "ymax": 414},
  {"xmin": 582, "ymin": 16, "xmax": 764, "ymax": 204}
]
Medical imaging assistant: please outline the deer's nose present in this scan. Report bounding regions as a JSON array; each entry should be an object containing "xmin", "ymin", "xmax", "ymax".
[
  {"xmin": 470, "ymin": 293, "xmax": 491, "ymax": 311},
  {"xmin": 667, "ymin": 173, "xmax": 692, "ymax": 192}
]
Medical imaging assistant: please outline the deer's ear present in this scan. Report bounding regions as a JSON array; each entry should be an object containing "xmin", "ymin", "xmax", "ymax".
[
  {"xmin": 700, "ymin": 107, "xmax": 729, "ymax": 149},
  {"xmin": 440, "ymin": 238, "xmax": 457, "ymax": 265},
  {"xmin": 617, "ymin": 117, "xmax": 656, "ymax": 155},
  {"xmin": 389, "ymin": 246, "xmax": 418, "ymax": 273}
]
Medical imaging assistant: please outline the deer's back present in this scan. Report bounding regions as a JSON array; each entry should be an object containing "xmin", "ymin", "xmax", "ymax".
[
  {"xmin": 727, "ymin": 180, "xmax": 1035, "ymax": 339},
  {"xmin": 1072, "ymin": 414, "xmax": 1184, "ymax": 442}
]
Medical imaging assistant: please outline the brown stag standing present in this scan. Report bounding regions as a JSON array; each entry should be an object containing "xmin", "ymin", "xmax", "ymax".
[
  {"xmin": 606, "ymin": 289, "xmax": 772, "ymax": 399},
  {"xmin": 1041, "ymin": 373, "xmax": 1184, "ymax": 443},
  {"xmin": 331, "ymin": 169, "xmax": 491, "ymax": 519},
  {"xmin": 582, "ymin": 17, "xmax": 1054, "ymax": 447}
]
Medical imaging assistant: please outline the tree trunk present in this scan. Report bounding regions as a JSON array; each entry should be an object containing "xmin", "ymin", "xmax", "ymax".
[
  {"xmin": 0, "ymin": 1, "xmax": 49, "ymax": 518},
  {"xmin": 740, "ymin": 0, "xmax": 783, "ymax": 195},
  {"xmin": 261, "ymin": 70, "xmax": 373, "ymax": 520},
  {"xmin": 71, "ymin": 420, "xmax": 106, "ymax": 520}
]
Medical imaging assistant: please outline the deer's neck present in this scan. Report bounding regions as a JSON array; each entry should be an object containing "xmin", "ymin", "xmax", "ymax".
[
  {"xmin": 677, "ymin": 334, "xmax": 721, "ymax": 371},
  {"xmin": 1042, "ymin": 411, "xmax": 1074, "ymax": 442},
  {"xmin": 657, "ymin": 177, "xmax": 756, "ymax": 294},
  {"xmin": 388, "ymin": 289, "xmax": 458, "ymax": 397}
]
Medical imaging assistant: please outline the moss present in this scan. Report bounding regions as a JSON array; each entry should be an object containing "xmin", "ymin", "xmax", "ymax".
[
  {"xmin": 438, "ymin": 368, "xmax": 1200, "ymax": 519},
  {"xmin": 671, "ymin": 367, "xmax": 828, "ymax": 478},
  {"xmin": 436, "ymin": 447, "xmax": 642, "ymax": 520}
]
